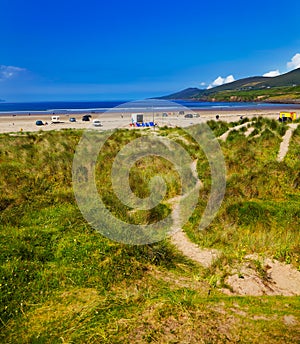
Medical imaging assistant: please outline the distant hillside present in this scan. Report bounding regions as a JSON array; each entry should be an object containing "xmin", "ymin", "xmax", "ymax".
[
  {"xmin": 258, "ymin": 68, "xmax": 300, "ymax": 88},
  {"xmin": 161, "ymin": 68, "xmax": 300, "ymax": 103},
  {"xmin": 204, "ymin": 76, "xmax": 269, "ymax": 94},
  {"xmin": 162, "ymin": 87, "xmax": 202, "ymax": 99}
]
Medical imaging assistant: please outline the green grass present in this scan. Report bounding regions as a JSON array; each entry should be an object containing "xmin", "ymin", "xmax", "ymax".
[
  {"xmin": 0, "ymin": 122, "xmax": 300, "ymax": 343},
  {"xmin": 203, "ymin": 85, "xmax": 300, "ymax": 102},
  {"xmin": 184, "ymin": 119, "xmax": 300, "ymax": 284}
]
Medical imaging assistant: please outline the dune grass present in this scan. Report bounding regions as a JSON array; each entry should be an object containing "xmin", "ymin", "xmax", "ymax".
[
  {"xmin": 184, "ymin": 118, "xmax": 300, "ymax": 286},
  {"xmin": 0, "ymin": 122, "xmax": 300, "ymax": 343}
]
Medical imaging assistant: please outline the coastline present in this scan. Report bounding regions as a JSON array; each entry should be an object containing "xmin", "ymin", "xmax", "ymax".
[{"xmin": 0, "ymin": 105, "xmax": 295, "ymax": 134}]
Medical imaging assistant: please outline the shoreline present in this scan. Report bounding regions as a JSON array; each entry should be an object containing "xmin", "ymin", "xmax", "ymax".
[
  {"xmin": 0, "ymin": 106, "xmax": 297, "ymax": 134},
  {"xmin": 1, "ymin": 100, "xmax": 300, "ymax": 117}
]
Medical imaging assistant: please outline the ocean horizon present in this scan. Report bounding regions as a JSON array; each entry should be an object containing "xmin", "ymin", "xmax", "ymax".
[{"xmin": 0, "ymin": 100, "xmax": 300, "ymax": 115}]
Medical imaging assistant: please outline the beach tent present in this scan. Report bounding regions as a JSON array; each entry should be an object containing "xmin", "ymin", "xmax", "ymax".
[{"xmin": 82, "ymin": 115, "xmax": 91, "ymax": 121}]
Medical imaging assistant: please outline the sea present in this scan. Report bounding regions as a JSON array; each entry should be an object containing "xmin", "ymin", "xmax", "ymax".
[{"xmin": 0, "ymin": 100, "xmax": 299, "ymax": 115}]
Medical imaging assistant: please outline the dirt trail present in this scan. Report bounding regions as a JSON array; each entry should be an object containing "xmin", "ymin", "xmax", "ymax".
[
  {"xmin": 171, "ymin": 231, "xmax": 219, "ymax": 268},
  {"xmin": 277, "ymin": 123, "xmax": 298, "ymax": 162},
  {"xmin": 219, "ymin": 122, "xmax": 252, "ymax": 141},
  {"xmin": 169, "ymin": 160, "xmax": 220, "ymax": 268}
]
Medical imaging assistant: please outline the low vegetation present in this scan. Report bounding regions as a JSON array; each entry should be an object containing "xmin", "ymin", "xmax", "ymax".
[
  {"xmin": 203, "ymin": 85, "xmax": 300, "ymax": 103},
  {"xmin": 0, "ymin": 120, "xmax": 299, "ymax": 343}
]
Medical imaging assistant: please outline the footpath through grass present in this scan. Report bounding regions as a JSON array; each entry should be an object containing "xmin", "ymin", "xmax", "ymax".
[{"xmin": 0, "ymin": 122, "xmax": 299, "ymax": 343}]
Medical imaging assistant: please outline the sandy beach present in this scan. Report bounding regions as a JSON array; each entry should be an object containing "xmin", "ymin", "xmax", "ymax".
[{"xmin": 0, "ymin": 107, "xmax": 295, "ymax": 134}]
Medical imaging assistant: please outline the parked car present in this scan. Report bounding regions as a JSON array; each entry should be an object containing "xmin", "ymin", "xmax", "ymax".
[
  {"xmin": 69, "ymin": 117, "xmax": 76, "ymax": 122},
  {"xmin": 184, "ymin": 114, "xmax": 193, "ymax": 118},
  {"xmin": 162, "ymin": 112, "xmax": 168, "ymax": 117},
  {"xmin": 92, "ymin": 119, "xmax": 102, "ymax": 127},
  {"xmin": 193, "ymin": 113, "xmax": 200, "ymax": 118},
  {"xmin": 35, "ymin": 120, "xmax": 44, "ymax": 126}
]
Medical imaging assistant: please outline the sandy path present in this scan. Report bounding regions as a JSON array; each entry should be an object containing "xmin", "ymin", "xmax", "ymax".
[
  {"xmin": 169, "ymin": 160, "xmax": 220, "ymax": 268},
  {"xmin": 277, "ymin": 123, "xmax": 299, "ymax": 161},
  {"xmin": 219, "ymin": 122, "xmax": 252, "ymax": 141},
  {"xmin": 171, "ymin": 231, "xmax": 219, "ymax": 268}
]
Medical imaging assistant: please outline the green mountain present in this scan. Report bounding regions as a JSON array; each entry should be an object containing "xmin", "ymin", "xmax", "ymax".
[{"xmin": 161, "ymin": 68, "xmax": 300, "ymax": 103}]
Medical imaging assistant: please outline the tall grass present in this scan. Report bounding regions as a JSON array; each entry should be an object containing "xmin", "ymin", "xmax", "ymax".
[
  {"xmin": 185, "ymin": 118, "xmax": 300, "ymax": 268},
  {"xmin": 0, "ymin": 124, "xmax": 299, "ymax": 343}
]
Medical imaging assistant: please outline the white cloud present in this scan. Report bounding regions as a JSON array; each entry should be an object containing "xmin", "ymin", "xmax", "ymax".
[
  {"xmin": 0, "ymin": 65, "xmax": 26, "ymax": 80},
  {"xmin": 224, "ymin": 75, "xmax": 235, "ymax": 83},
  {"xmin": 212, "ymin": 76, "xmax": 225, "ymax": 87},
  {"xmin": 287, "ymin": 53, "xmax": 300, "ymax": 70},
  {"xmin": 263, "ymin": 69, "xmax": 281, "ymax": 77},
  {"xmin": 200, "ymin": 82, "xmax": 206, "ymax": 86},
  {"xmin": 207, "ymin": 74, "xmax": 235, "ymax": 89}
]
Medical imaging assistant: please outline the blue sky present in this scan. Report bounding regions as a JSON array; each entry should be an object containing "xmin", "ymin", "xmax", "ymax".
[{"xmin": 1, "ymin": 0, "xmax": 300, "ymax": 101}]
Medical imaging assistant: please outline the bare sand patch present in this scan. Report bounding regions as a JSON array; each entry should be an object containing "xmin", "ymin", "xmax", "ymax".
[{"xmin": 223, "ymin": 255, "xmax": 300, "ymax": 296}]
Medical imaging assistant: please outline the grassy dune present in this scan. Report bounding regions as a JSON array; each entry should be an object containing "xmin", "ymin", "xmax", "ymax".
[{"xmin": 0, "ymin": 120, "xmax": 300, "ymax": 343}]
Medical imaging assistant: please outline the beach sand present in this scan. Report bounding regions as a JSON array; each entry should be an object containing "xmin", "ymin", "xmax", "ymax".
[{"xmin": 0, "ymin": 107, "xmax": 293, "ymax": 134}]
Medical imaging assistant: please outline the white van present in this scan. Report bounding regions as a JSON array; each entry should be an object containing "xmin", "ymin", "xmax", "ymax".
[{"xmin": 51, "ymin": 115, "xmax": 60, "ymax": 123}]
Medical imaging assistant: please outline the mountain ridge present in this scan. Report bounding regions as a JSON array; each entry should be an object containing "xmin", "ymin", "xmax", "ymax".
[{"xmin": 160, "ymin": 68, "xmax": 300, "ymax": 102}]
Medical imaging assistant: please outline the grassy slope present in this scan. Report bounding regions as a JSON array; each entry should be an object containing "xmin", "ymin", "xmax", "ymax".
[
  {"xmin": 0, "ymin": 124, "xmax": 300, "ymax": 343},
  {"xmin": 202, "ymin": 85, "xmax": 300, "ymax": 102},
  {"xmin": 164, "ymin": 85, "xmax": 300, "ymax": 103}
]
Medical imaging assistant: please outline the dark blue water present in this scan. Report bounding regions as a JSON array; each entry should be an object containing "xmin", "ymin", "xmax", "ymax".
[
  {"xmin": 0, "ymin": 101, "xmax": 126, "ymax": 113},
  {"xmin": 0, "ymin": 100, "xmax": 299, "ymax": 114}
]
